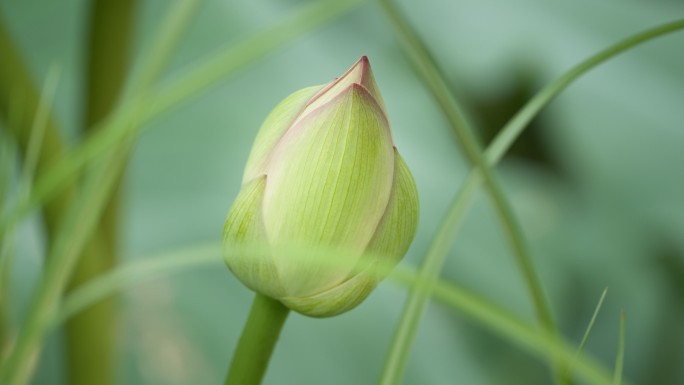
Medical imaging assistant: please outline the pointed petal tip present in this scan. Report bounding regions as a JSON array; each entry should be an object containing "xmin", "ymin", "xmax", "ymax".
[
  {"xmin": 340, "ymin": 56, "xmax": 368, "ymax": 84},
  {"xmin": 353, "ymin": 55, "xmax": 371, "ymax": 80}
]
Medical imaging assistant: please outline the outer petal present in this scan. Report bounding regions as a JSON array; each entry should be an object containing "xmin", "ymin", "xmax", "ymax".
[
  {"xmin": 280, "ymin": 149, "xmax": 419, "ymax": 317},
  {"xmin": 280, "ymin": 268, "xmax": 376, "ymax": 317},
  {"xmin": 242, "ymin": 86, "xmax": 321, "ymax": 183},
  {"xmin": 363, "ymin": 149, "xmax": 419, "ymax": 270},
  {"xmin": 223, "ymin": 176, "xmax": 285, "ymax": 298},
  {"xmin": 263, "ymin": 84, "xmax": 395, "ymax": 297}
]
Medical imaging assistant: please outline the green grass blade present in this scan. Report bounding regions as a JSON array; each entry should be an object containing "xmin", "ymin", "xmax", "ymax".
[
  {"xmin": 0, "ymin": 0, "xmax": 368, "ymax": 234},
  {"xmin": 53, "ymin": 241, "xmax": 622, "ymax": 385},
  {"xmin": 565, "ymin": 287, "xmax": 608, "ymax": 382},
  {"xmin": 0, "ymin": 65, "xmax": 61, "ymax": 358},
  {"xmin": 0, "ymin": 15, "xmax": 74, "ymax": 241},
  {"xmin": 487, "ymin": 19, "xmax": 684, "ymax": 164},
  {"xmin": 614, "ymin": 311, "xmax": 626, "ymax": 385},
  {"xmin": 379, "ymin": 171, "xmax": 481, "ymax": 385},
  {"xmin": 419, "ymin": 272, "xmax": 627, "ymax": 385},
  {"xmin": 379, "ymin": 1, "xmax": 557, "ymax": 382},
  {"xmin": 54, "ymin": 243, "xmax": 221, "ymax": 326},
  {"xmin": 126, "ymin": 0, "xmax": 202, "ymax": 95},
  {"xmin": 378, "ymin": 9, "xmax": 684, "ymax": 385},
  {"xmin": 578, "ymin": 288, "xmax": 609, "ymax": 358},
  {"xmin": 19, "ymin": 64, "xmax": 61, "ymax": 200}
]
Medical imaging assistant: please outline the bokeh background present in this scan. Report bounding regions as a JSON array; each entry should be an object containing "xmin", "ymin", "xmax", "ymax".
[{"xmin": 3, "ymin": 0, "xmax": 684, "ymax": 384}]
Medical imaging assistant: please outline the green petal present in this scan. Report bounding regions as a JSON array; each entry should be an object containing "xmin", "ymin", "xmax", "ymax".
[
  {"xmin": 262, "ymin": 84, "xmax": 395, "ymax": 297},
  {"xmin": 282, "ymin": 150, "xmax": 419, "ymax": 317},
  {"xmin": 223, "ymin": 176, "xmax": 285, "ymax": 298},
  {"xmin": 280, "ymin": 266, "xmax": 377, "ymax": 317},
  {"xmin": 242, "ymin": 86, "xmax": 321, "ymax": 183},
  {"xmin": 363, "ymin": 149, "xmax": 419, "ymax": 269}
]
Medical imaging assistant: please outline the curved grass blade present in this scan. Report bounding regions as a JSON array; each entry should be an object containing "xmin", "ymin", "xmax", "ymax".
[
  {"xmin": 0, "ymin": 62, "xmax": 61, "ymax": 262},
  {"xmin": 19, "ymin": 65, "xmax": 61, "ymax": 199},
  {"xmin": 0, "ymin": 63, "xmax": 60, "ymax": 351},
  {"xmin": 0, "ymin": 0, "xmax": 369, "ymax": 235},
  {"xmin": 378, "ymin": 1, "xmax": 558, "ymax": 382},
  {"xmin": 379, "ymin": 13, "xmax": 684, "ymax": 385},
  {"xmin": 54, "ymin": 243, "xmax": 221, "ymax": 326},
  {"xmin": 0, "ymin": 18, "xmax": 74, "ymax": 241},
  {"xmin": 421, "ymin": 273, "xmax": 627, "ymax": 385},
  {"xmin": 125, "ymin": 0, "xmax": 202, "ymax": 96},
  {"xmin": 55, "ymin": 241, "xmax": 622, "ymax": 385}
]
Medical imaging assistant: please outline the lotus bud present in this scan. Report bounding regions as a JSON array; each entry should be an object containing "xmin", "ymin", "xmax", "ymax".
[{"xmin": 223, "ymin": 56, "xmax": 418, "ymax": 317}]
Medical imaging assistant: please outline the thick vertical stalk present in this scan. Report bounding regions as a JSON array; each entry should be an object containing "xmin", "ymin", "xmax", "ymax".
[
  {"xmin": 64, "ymin": 1, "xmax": 137, "ymax": 385},
  {"xmin": 0, "ymin": 129, "xmax": 16, "ymax": 359}
]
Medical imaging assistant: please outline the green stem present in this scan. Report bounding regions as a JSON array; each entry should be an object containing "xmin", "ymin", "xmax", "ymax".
[
  {"xmin": 378, "ymin": 0, "xmax": 559, "ymax": 382},
  {"xmin": 82, "ymin": 0, "xmax": 137, "ymax": 131},
  {"xmin": 225, "ymin": 294, "xmax": 290, "ymax": 385},
  {"xmin": 64, "ymin": 2, "xmax": 137, "ymax": 385}
]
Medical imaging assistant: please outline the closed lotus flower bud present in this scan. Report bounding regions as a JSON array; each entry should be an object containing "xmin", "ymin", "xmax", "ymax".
[{"xmin": 223, "ymin": 56, "xmax": 418, "ymax": 317}]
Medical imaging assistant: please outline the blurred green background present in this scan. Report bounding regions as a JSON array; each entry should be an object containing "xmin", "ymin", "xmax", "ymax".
[{"xmin": 3, "ymin": 0, "xmax": 684, "ymax": 384}]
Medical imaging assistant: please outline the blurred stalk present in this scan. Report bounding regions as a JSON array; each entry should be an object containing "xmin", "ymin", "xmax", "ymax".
[
  {"xmin": 0, "ymin": 127, "xmax": 16, "ymax": 359},
  {"xmin": 0, "ymin": 11, "xmax": 120, "ymax": 381},
  {"xmin": 0, "ymin": 2, "xmax": 201, "ymax": 383},
  {"xmin": 65, "ymin": 1, "xmax": 137, "ymax": 385},
  {"xmin": 1, "ymin": 63, "xmax": 61, "ymax": 362},
  {"xmin": 613, "ymin": 311, "xmax": 625, "ymax": 385},
  {"xmin": 0, "ymin": 17, "xmax": 73, "ymax": 240},
  {"xmin": 0, "ymin": 146, "xmax": 130, "ymax": 385},
  {"xmin": 0, "ymin": 12, "xmax": 74, "ymax": 362}
]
